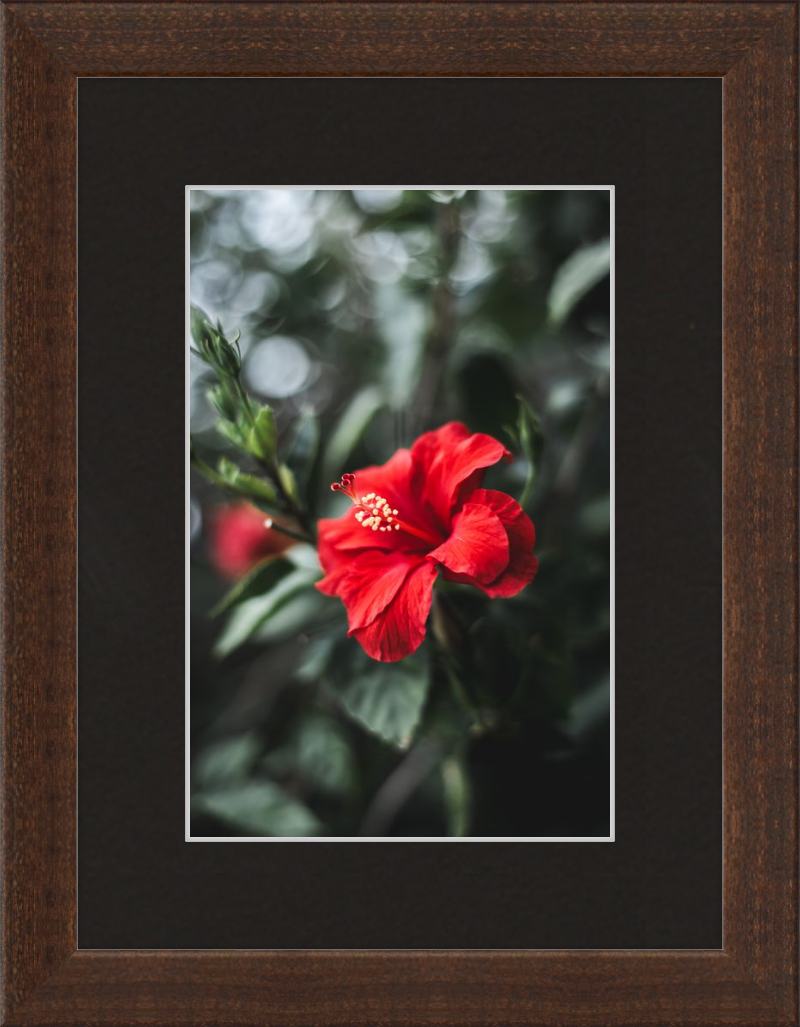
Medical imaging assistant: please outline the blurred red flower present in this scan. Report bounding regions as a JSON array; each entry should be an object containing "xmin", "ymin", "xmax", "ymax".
[
  {"xmin": 209, "ymin": 502, "xmax": 294, "ymax": 581},
  {"xmin": 317, "ymin": 422, "xmax": 538, "ymax": 662}
]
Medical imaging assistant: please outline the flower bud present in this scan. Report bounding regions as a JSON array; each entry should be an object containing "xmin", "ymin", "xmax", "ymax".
[
  {"xmin": 208, "ymin": 502, "xmax": 294, "ymax": 580},
  {"xmin": 207, "ymin": 383, "xmax": 239, "ymax": 422},
  {"xmin": 190, "ymin": 305, "xmax": 241, "ymax": 377},
  {"xmin": 247, "ymin": 405, "xmax": 277, "ymax": 463},
  {"xmin": 211, "ymin": 332, "xmax": 241, "ymax": 377}
]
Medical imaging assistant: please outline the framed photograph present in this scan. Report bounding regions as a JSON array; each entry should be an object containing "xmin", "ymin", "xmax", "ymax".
[
  {"xmin": 2, "ymin": 3, "xmax": 797, "ymax": 1025},
  {"xmin": 187, "ymin": 185, "xmax": 613, "ymax": 843}
]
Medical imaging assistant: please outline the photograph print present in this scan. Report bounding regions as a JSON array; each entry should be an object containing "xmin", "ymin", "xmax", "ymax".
[{"xmin": 188, "ymin": 187, "xmax": 612, "ymax": 839}]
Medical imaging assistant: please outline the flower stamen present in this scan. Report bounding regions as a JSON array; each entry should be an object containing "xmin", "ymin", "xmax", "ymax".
[{"xmin": 330, "ymin": 474, "xmax": 439, "ymax": 544}]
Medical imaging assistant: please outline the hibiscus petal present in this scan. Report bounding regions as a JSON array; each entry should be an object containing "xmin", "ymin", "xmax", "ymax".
[
  {"xmin": 410, "ymin": 422, "xmax": 470, "ymax": 479},
  {"xmin": 316, "ymin": 515, "xmax": 391, "ymax": 571},
  {"xmin": 317, "ymin": 549, "xmax": 420, "ymax": 631},
  {"xmin": 349, "ymin": 558, "xmax": 438, "ymax": 662},
  {"xmin": 411, "ymin": 422, "xmax": 511, "ymax": 523},
  {"xmin": 350, "ymin": 447, "xmax": 442, "ymax": 543},
  {"xmin": 428, "ymin": 503, "xmax": 510, "ymax": 584},
  {"xmin": 447, "ymin": 488, "xmax": 537, "ymax": 598}
]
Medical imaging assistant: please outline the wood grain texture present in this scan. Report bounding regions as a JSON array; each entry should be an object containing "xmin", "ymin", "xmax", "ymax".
[
  {"xmin": 722, "ymin": 5, "xmax": 799, "ymax": 1019},
  {"xmin": 3, "ymin": 1, "xmax": 793, "ymax": 77},
  {"xmin": 7, "ymin": 950, "xmax": 797, "ymax": 1027},
  {"xmin": 1, "ymin": 1, "xmax": 798, "ymax": 1025},
  {"xmin": 0, "ymin": 4, "xmax": 78, "ymax": 1022}
]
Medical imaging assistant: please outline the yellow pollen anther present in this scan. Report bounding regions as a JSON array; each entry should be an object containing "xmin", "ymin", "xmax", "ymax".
[
  {"xmin": 333, "ymin": 472, "xmax": 441, "ymax": 545},
  {"xmin": 356, "ymin": 495, "xmax": 406, "ymax": 535}
]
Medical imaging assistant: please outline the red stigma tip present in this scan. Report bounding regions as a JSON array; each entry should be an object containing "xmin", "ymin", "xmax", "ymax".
[{"xmin": 331, "ymin": 482, "xmax": 342, "ymax": 491}]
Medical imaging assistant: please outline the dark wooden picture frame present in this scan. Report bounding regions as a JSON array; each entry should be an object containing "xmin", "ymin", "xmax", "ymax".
[{"xmin": 2, "ymin": 3, "xmax": 797, "ymax": 1024}]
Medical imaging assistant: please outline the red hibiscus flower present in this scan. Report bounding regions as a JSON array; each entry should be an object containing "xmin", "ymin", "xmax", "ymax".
[
  {"xmin": 316, "ymin": 422, "xmax": 538, "ymax": 662},
  {"xmin": 209, "ymin": 502, "xmax": 294, "ymax": 581}
]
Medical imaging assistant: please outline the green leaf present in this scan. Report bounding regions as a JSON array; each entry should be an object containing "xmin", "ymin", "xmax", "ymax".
[
  {"xmin": 251, "ymin": 589, "xmax": 332, "ymax": 646},
  {"xmin": 192, "ymin": 780, "xmax": 321, "ymax": 837},
  {"xmin": 548, "ymin": 238, "xmax": 610, "ymax": 327},
  {"xmin": 294, "ymin": 635, "xmax": 336, "ymax": 683},
  {"xmin": 277, "ymin": 463, "xmax": 299, "ymax": 503},
  {"xmin": 286, "ymin": 543, "xmax": 321, "ymax": 573},
  {"xmin": 248, "ymin": 405, "xmax": 277, "ymax": 463},
  {"xmin": 193, "ymin": 733, "xmax": 261, "ymax": 788},
  {"xmin": 321, "ymin": 386, "xmax": 385, "ymax": 487},
  {"xmin": 216, "ymin": 418, "xmax": 248, "ymax": 450},
  {"xmin": 264, "ymin": 715, "xmax": 355, "ymax": 796},
  {"xmin": 214, "ymin": 566, "xmax": 320, "ymax": 658},
  {"xmin": 217, "ymin": 457, "xmax": 278, "ymax": 505},
  {"xmin": 509, "ymin": 395, "xmax": 544, "ymax": 509},
  {"xmin": 328, "ymin": 653, "xmax": 431, "ymax": 749},
  {"xmin": 209, "ymin": 557, "xmax": 294, "ymax": 618}
]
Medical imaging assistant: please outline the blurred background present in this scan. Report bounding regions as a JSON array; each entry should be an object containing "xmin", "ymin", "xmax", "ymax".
[{"xmin": 190, "ymin": 188, "xmax": 611, "ymax": 838}]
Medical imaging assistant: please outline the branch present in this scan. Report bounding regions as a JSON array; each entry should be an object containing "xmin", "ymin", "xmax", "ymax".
[{"xmin": 359, "ymin": 739, "xmax": 442, "ymax": 837}]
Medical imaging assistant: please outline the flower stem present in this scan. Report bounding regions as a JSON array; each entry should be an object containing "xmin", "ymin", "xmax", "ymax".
[
  {"xmin": 281, "ymin": 490, "xmax": 315, "ymax": 542},
  {"xmin": 359, "ymin": 739, "xmax": 442, "ymax": 837},
  {"xmin": 262, "ymin": 517, "xmax": 312, "ymax": 545},
  {"xmin": 442, "ymin": 752, "xmax": 471, "ymax": 837},
  {"xmin": 191, "ymin": 451, "xmax": 314, "ymax": 544}
]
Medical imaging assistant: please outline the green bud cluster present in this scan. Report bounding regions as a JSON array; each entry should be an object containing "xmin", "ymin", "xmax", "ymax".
[
  {"xmin": 190, "ymin": 305, "xmax": 242, "ymax": 378},
  {"xmin": 207, "ymin": 382, "xmax": 240, "ymax": 423},
  {"xmin": 190, "ymin": 305, "xmax": 315, "ymax": 542}
]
